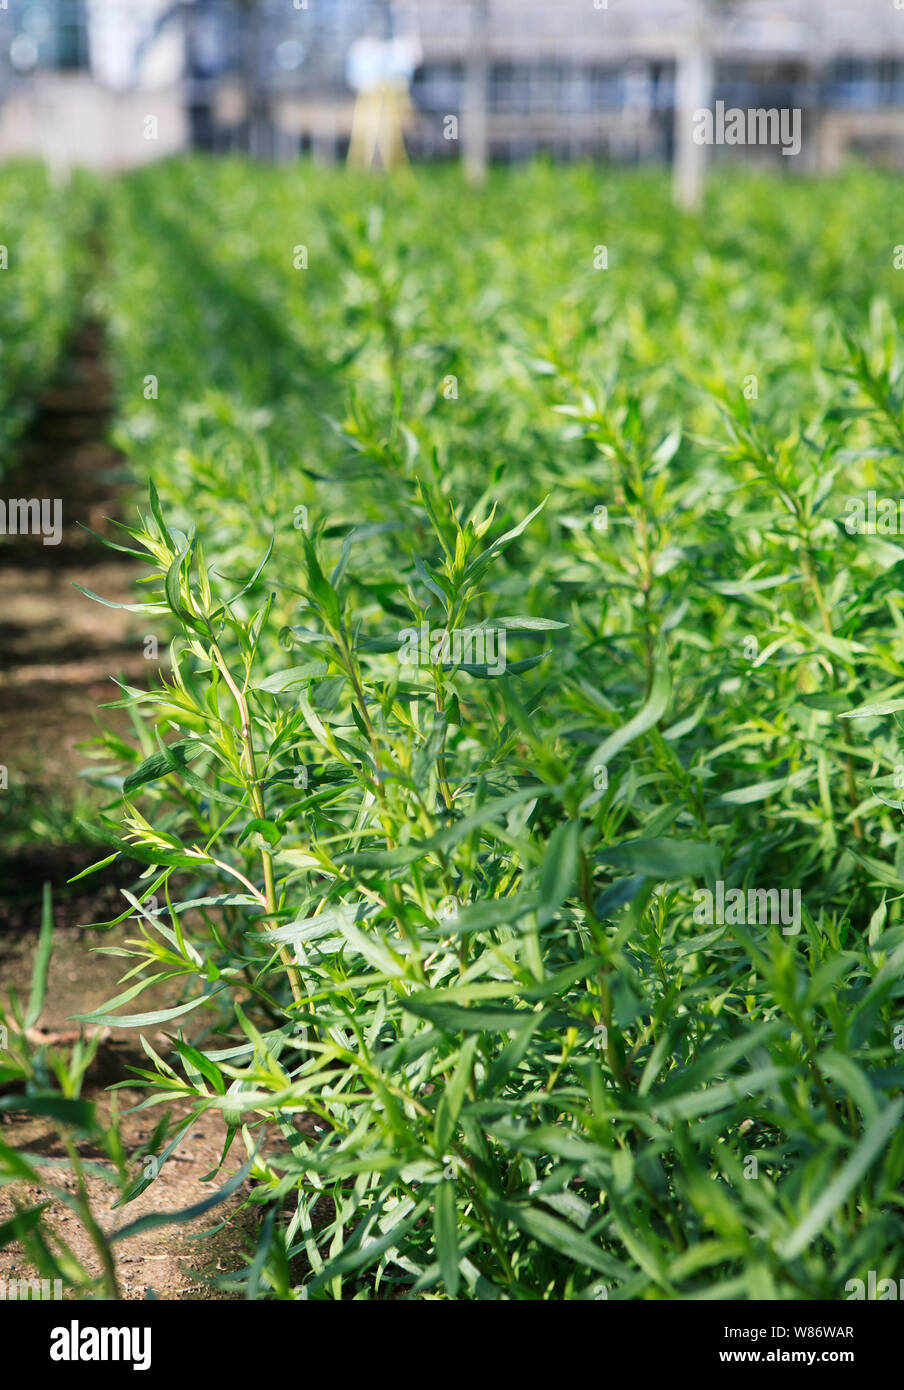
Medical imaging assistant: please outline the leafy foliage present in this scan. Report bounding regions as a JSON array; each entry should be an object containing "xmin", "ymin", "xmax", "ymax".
[
  {"xmin": 0, "ymin": 163, "xmax": 93, "ymax": 470},
  {"xmin": 43, "ymin": 160, "xmax": 904, "ymax": 1297}
]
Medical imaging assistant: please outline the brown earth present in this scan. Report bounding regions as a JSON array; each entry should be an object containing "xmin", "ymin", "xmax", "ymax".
[
  {"xmin": 0, "ymin": 322, "xmax": 147, "ymax": 808},
  {"xmin": 0, "ymin": 1083, "xmax": 263, "ymax": 1302},
  {"xmin": 0, "ymin": 325, "xmax": 275, "ymax": 1301}
]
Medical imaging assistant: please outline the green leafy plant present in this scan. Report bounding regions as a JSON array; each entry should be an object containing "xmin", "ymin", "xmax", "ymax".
[{"xmin": 8, "ymin": 158, "xmax": 904, "ymax": 1300}]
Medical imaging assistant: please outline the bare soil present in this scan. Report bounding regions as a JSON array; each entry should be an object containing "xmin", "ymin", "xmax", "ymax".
[
  {"xmin": 0, "ymin": 323, "xmax": 146, "ymax": 805},
  {"xmin": 0, "ymin": 1086, "xmax": 262, "ymax": 1302},
  {"xmin": 0, "ymin": 325, "xmax": 268, "ymax": 1301}
]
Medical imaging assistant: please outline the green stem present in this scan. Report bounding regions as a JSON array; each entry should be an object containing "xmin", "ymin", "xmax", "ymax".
[
  {"xmin": 211, "ymin": 644, "xmax": 304, "ymax": 1005},
  {"xmin": 63, "ymin": 1135, "xmax": 121, "ymax": 1300}
]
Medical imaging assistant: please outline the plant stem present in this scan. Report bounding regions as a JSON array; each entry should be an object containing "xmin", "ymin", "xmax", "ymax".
[
  {"xmin": 211, "ymin": 645, "xmax": 304, "ymax": 1004},
  {"xmin": 63, "ymin": 1135, "xmax": 121, "ymax": 1300}
]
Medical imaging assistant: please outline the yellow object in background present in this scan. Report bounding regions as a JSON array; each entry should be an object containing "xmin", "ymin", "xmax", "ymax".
[
  {"xmin": 348, "ymin": 79, "xmax": 412, "ymax": 172},
  {"xmin": 345, "ymin": 33, "xmax": 420, "ymax": 173}
]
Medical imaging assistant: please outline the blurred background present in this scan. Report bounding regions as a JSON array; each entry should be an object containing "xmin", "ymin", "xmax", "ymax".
[{"xmin": 0, "ymin": 1, "xmax": 901, "ymax": 190}]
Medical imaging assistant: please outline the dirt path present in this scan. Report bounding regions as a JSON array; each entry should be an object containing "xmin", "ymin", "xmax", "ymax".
[
  {"xmin": 0, "ymin": 324, "xmax": 269, "ymax": 1300},
  {"xmin": 0, "ymin": 1092, "xmax": 265, "ymax": 1301},
  {"xmin": 0, "ymin": 321, "xmax": 144, "ymax": 868}
]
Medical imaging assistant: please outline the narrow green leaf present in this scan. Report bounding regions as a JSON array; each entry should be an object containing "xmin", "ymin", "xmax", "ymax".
[
  {"xmin": 434, "ymin": 1180, "xmax": 460, "ymax": 1297},
  {"xmin": 780, "ymin": 1100, "xmax": 904, "ymax": 1258},
  {"xmin": 24, "ymin": 883, "xmax": 54, "ymax": 1030}
]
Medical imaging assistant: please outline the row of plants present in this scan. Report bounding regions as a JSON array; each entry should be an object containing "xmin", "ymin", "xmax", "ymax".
[
  {"xmin": 7, "ymin": 160, "xmax": 904, "ymax": 1298},
  {"xmin": 0, "ymin": 163, "xmax": 93, "ymax": 470}
]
